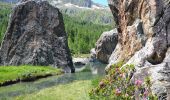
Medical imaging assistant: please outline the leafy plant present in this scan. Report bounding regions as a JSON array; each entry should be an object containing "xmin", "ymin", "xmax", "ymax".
[{"xmin": 89, "ymin": 62, "xmax": 158, "ymax": 100}]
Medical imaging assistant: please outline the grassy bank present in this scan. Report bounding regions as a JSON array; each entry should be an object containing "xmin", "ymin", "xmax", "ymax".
[
  {"xmin": 0, "ymin": 65, "xmax": 62, "ymax": 86},
  {"xmin": 73, "ymin": 54, "xmax": 90, "ymax": 58},
  {"xmin": 16, "ymin": 80, "xmax": 91, "ymax": 100}
]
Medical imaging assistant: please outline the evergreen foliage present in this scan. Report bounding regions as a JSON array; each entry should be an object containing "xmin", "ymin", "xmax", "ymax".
[
  {"xmin": 0, "ymin": 2, "xmax": 113, "ymax": 54},
  {"xmin": 64, "ymin": 14, "xmax": 112, "ymax": 54},
  {"xmin": 0, "ymin": 2, "xmax": 12, "ymax": 43}
]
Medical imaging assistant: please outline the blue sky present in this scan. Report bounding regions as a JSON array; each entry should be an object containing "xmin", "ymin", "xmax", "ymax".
[{"xmin": 92, "ymin": 0, "xmax": 108, "ymax": 6}]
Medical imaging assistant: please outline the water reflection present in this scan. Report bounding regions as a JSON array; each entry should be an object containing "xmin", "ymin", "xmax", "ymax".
[{"xmin": 0, "ymin": 61, "xmax": 106, "ymax": 99}]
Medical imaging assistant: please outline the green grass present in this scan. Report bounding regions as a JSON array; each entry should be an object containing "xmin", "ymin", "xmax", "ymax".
[
  {"xmin": 73, "ymin": 54, "xmax": 91, "ymax": 58},
  {"xmin": 16, "ymin": 80, "xmax": 91, "ymax": 100},
  {"xmin": 0, "ymin": 65, "xmax": 62, "ymax": 86}
]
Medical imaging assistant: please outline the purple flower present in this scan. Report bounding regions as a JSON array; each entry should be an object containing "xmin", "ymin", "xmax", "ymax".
[
  {"xmin": 144, "ymin": 90, "xmax": 149, "ymax": 97},
  {"xmin": 115, "ymin": 88, "xmax": 121, "ymax": 95},
  {"xmin": 125, "ymin": 93, "xmax": 129, "ymax": 97},
  {"xmin": 135, "ymin": 79, "xmax": 143, "ymax": 86}
]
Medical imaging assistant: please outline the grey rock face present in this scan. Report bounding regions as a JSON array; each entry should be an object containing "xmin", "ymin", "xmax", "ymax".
[
  {"xmin": 90, "ymin": 48, "xmax": 96, "ymax": 62},
  {"xmin": 95, "ymin": 29, "xmax": 118, "ymax": 63},
  {"xmin": 107, "ymin": 0, "xmax": 170, "ymax": 98},
  {"xmin": 0, "ymin": 0, "xmax": 75, "ymax": 73}
]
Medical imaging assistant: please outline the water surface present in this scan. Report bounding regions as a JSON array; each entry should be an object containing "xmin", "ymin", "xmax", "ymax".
[{"xmin": 0, "ymin": 61, "xmax": 106, "ymax": 99}]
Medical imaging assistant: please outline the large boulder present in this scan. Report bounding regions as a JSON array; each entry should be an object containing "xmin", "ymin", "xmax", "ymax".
[
  {"xmin": 107, "ymin": 0, "xmax": 170, "ymax": 98},
  {"xmin": 95, "ymin": 29, "xmax": 118, "ymax": 63},
  {"xmin": 0, "ymin": 0, "xmax": 75, "ymax": 73}
]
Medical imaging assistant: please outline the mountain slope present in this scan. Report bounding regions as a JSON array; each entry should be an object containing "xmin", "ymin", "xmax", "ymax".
[
  {"xmin": 0, "ymin": 0, "xmax": 18, "ymax": 3},
  {"xmin": 48, "ymin": 0, "xmax": 106, "ymax": 8},
  {"xmin": 50, "ymin": 0, "xmax": 93, "ymax": 7},
  {"xmin": 48, "ymin": 0, "xmax": 114, "ymax": 25},
  {"xmin": 59, "ymin": 7, "xmax": 113, "ymax": 25}
]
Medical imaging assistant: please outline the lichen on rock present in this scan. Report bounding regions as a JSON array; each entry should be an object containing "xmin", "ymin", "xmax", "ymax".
[
  {"xmin": 0, "ymin": 0, "xmax": 75, "ymax": 73},
  {"xmin": 107, "ymin": 0, "xmax": 170, "ymax": 98},
  {"xmin": 95, "ymin": 29, "xmax": 118, "ymax": 63}
]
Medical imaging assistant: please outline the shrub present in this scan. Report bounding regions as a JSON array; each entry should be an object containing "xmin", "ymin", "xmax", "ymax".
[
  {"xmin": 89, "ymin": 62, "xmax": 158, "ymax": 100},
  {"xmin": 91, "ymin": 76, "xmax": 103, "ymax": 87}
]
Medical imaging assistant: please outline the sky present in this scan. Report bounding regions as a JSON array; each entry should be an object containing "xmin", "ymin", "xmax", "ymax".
[{"xmin": 92, "ymin": 0, "xmax": 108, "ymax": 6}]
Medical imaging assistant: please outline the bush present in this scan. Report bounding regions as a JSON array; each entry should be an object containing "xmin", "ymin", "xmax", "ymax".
[
  {"xmin": 89, "ymin": 62, "xmax": 158, "ymax": 100},
  {"xmin": 91, "ymin": 76, "xmax": 103, "ymax": 87}
]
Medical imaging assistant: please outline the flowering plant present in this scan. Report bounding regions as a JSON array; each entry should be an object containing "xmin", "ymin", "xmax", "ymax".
[{"xmin": 89, "ymin": 62, "xmax": 157, "ymax": 100}]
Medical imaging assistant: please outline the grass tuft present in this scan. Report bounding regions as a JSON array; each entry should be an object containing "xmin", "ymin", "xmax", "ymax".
[{"xmin": 0, "ymin": 65, "xmax": 62, "ymax": 86}]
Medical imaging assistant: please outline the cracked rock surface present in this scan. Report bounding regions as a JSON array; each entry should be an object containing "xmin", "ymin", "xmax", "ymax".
[
  {"xmin": 95, "ymin": 29, "xmax": 118, "ymax": 63},
  {"xmin": 107, "ymin": 0, "xmax": 170, "ymax": 98},
  {"xmin": 0, "ymin": 0, "xmax": 75, "ymax": 73}
]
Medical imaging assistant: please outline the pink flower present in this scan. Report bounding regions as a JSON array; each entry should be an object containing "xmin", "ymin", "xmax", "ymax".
[
  {"xmin": 144, "ymin": 90, "xmax": 149, "ymax": 97},
  {"xmin": 120, "ymin": 73, "xmax": 125, "ymax": 78},
  {"xmin": 99, "ymin": 81, "xmax": 105, "ymax": 87},
  {"xmin": 135, "ymin": 79, "xmax": 143, "ymax": 86},
  {"xmin": 115, "ymin": 88, "xmax": 121, "ymax": 95},
  {"xmin": 116, "ymin": 68, "xmax": 119, "ymax": 72},
  {"xmin": 125, "ymin": 93, "xmax": 129, "ymax": 97}
]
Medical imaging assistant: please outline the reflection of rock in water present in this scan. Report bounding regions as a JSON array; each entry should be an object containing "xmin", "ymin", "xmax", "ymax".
[
  {"xmin": 73, "ymin": 58, "xmax": 106, "ymax": 75},
  {"xmin": 73, "ymin": 58, "xmax": 90, "ymax": 68},
  {"xmin": 0, "ymin": 61, "xmax": 106, "ymax": 99},
  {"xmin": 90, "ymin": 61, "xmax": 106, "ymax": 75}
]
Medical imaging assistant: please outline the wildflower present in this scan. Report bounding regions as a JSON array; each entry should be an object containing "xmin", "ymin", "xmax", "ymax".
[
  {"xmin": 115, "ymin": 88, "xmax": 121, "ymax": 95},
  {"xmin": 120, "ymin": 73, "xmax": 125, "ymax": 78},
  {"xmin": 116, "ymin": 67, "xmax": 119, "ymax": 72},
  {"xmin": 125, "ymin": 93, "xmax": 129, "ymax": 97},
  {"xmin": 99, "ymin": 81, "xmax": 105, "ymax": 88},
  {"xmin": 144, "ymin": 89, "xmax": 149, "ymax": 97},
  {"xmin": 135, "ymin": 79, "xmax": 143, "ymax": 86}
]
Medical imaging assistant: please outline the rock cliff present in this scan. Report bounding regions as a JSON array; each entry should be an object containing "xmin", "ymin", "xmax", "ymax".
[
  {"xmin": 108, "ymin": 0, "xmax": 170, "ymax": 98},
  {"xmin": 0, "ymin": 0, "xmax": 75, "ymax": 73}
]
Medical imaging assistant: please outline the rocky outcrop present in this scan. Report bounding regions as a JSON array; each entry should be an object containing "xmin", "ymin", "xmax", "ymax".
[
  {"xmin": 0, "ymin": 0, "xmax": 75, "ymax": 73},
  {"xmin": 95, "ymin": 29, "xmax": 118, "ymax": 63},
  {"xmin": 107, "ymin": 0, "xmax": 170, "ymax": 98}
]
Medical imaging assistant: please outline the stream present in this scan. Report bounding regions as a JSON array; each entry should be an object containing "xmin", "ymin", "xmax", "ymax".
[{"xmin": 0, "ymin": 60, "xmax": 106, "ymax": 99}]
